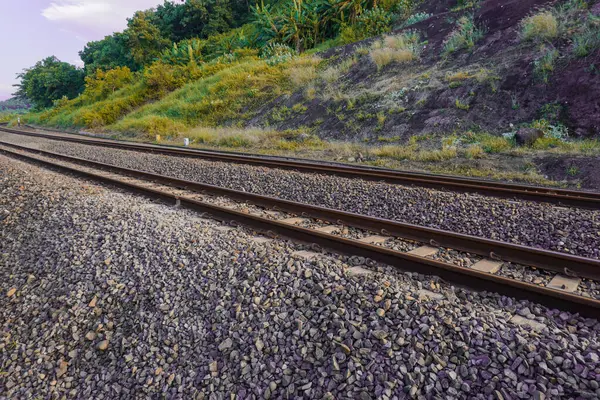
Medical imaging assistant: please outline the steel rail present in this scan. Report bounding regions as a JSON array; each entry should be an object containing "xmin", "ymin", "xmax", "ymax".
[
  {"xmin": 2, "ymin": 145, "xmax": 600, "ymax": 318},
  {"xmin": 2, "ymin": 139, "xmax": 600, "ymax": 282},
  {"xmin": 1, "ymin": 125, "xmax": 599, "ymax": 209}
]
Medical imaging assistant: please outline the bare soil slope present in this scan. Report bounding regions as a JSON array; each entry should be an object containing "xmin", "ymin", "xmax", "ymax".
[{"xmin": 250, "ymin": 0, "xmax": 600, "ymax": 141}]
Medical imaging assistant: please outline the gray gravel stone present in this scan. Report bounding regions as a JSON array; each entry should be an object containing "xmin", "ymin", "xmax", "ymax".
[
  {"xmin": 1, "ymin": 131, "xmax": 598, "ymax": 260},
  {"xmin": 1, "ymin": 154, "xmax": 599, "ymax": 399}
]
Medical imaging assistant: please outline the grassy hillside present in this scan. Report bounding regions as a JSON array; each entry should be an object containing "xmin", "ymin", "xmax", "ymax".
[
  {"xmin": 19, "ymin": 0, "xmax": 600, "ymax": 188},
  {"xmin": 0, "ymin": 98, "xmax": 31, "ymax": 122}
]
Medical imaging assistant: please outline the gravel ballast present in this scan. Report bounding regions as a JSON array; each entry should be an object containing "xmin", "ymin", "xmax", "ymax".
[
  {"xmin": 1, "ymin": 154, "xmax": 600, "ymax": 399},
  {"xmin": 1, "ymin": 131, "xmax": 598, "ymax": 260}
]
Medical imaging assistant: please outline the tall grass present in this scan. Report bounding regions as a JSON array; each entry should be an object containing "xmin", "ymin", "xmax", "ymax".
[
  {"xmin": 320, "ymin": 66, "xmax": 341, "ymax": 84},
  {"xmin": 370, "ymin": 31, "xmax": 422, "ymax": 70},
  {"xmin": 185, "ymin": 127, "xmax": 326, "ymax": 150},
  {"xmin": 373, "ymin": 144, "xmax": 458, "ymax": 162},
  {"xmin": 521, "ymin": 11, "xmax": 559, "ymax": 41},
  {"xmin": 442, "ymin": 16, "xmax": 485, "ymax": 56},
  {"xmin": 533, "ymin": 46, "xmax": 559, "ymax": 83},
  {"xmin": 572, "ymin": 15, "xmax": 600, "ymax": 57},
  {"xmin": 287, "ymin": 57, "xmax": 321, "ymax": 88},
  {"xmin": 110, "ymin": 57, "xmax": 321, "ymax": 135}
]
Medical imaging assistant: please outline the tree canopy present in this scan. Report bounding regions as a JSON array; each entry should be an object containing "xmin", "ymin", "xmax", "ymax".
[
  {"xmin": 15, "ymin": 0, "xmax": 417, "ymax": 108},
  {"xmin": 78, "ymin": 0, "xmax": 251, "ymax": 74},
  {"xmin": 0, "ymin": 97, "xmax": 31, "ymax": 112},
  {"xmin": 79, "ymin": 33, "xmax": 140, "ymax": 75},
  {"xmin": 13, "ymin": 56, "xmax": 85, "ymax": 109}
]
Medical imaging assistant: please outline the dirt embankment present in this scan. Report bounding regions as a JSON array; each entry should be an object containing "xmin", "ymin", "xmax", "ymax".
[
  {"xmin": 250, "ymin": 0, "xmax": 600, "ymax": 142},
  {"xmin": 537, "ymin": 155, "xmax": 600, "ymax": 189}
]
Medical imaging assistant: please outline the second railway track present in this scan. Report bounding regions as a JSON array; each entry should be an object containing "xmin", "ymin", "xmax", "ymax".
[
  {"xmin": 2, "ymin": 139, "xmax": 600, "ymax": 318},
  {"xmin": 2, "ymin": 125, "xmax": 600, "ymax": 209}
]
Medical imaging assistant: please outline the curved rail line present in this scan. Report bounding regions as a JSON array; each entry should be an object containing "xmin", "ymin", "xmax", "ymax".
[
  {"xmin": 1, "ymin": 125, "xmax": 599, "ymax": 209},
  {"xmin": 2, "ymin": 141, "xmax": 600, "ymax": 318}
]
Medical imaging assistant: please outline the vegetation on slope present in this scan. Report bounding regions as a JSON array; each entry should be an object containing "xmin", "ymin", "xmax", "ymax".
[
  {"xmin": 11, "ymin": 0, "xmax": 600, "ymax": 188},
  {"xmin": 0, "ymin": 97, "xmax": 30, "ymax": 118}
]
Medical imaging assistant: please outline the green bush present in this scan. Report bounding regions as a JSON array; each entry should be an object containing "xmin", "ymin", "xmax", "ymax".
[
  {"xmin": 391, "ymin": 0, "xmax": 421, "ymax": 19},
  {"xmin": 442, "ymin": 16, "xmax": 485, "ymax": 56},
  {"xmin": 161, "ymin": 39, "xmax": 205, "ymax": 66},
  {"xmin": 531, "ymin": 119, "xmax": 569, "ymax": 139},
  {"xmin": 203, "ymin": 26, "xmax": 255, "ymax": 60},
  {"xmin": 533, "ymin": 46, "xmax": 559, "ymax": 83},
  {"xmin": 539, "ymin": 102, "xmax": 563, "ymax": 122},
  {"xmin": 260, "ymin": 42, "xmax": 297, "ymax": 66},
  {"xmin": 83, "ymin": 67, "xmax": 134, "ymax": 102},
  {"xmin": 111, "ymin": 57, "xmax": 290, "ymax": 132},
  {"xmin": 554, "ymin": 0, "xmax": 589, "ymax": 36},
  {"xmin": 399, "ymin": 12, "xmax": 432, "ymax": 28},
  {"xmin": 455, "ymin": 98, "xmax": 470, "ymax": 110},
  {"xmin": 340, "ymin": 8, "xmax": 393, "ymax": 44},
  {"xmin": 357, "ymin": 8, "xmax": 393, "ymax": 38},
  {"xmin": 143, "ymin": 62, "xmax": 187, "ymax": 98},
  {"xmin": 572, "ymin": 15, "xmax": 600, "ymax": 57}
]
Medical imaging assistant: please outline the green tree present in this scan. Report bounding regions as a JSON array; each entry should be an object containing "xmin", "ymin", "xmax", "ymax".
[
  {"xmin": 125, "ymin": 10, "xmax": 171, "ymax": 66},
  {"xmin": 161, "ymin": 39, "xmax": 206, "ymax": 66},
  {"xmin": 154, "ymin": 0, "xmax": 246, "ymax": 43},
  {"xmin": 154, "ymin": 0, "xmax": 190, "ymax": 42},
  {"xmin": 79, "ymin": 33, "xmax": 139, "ymax": 74},
  {"xmin": 203, "ymin": 0, "xmax": 235, "ymax": 37},
  {"xmin": 253, "ymin": 0, "xmax": 337, "ymax": 52},
  {"xmin": 14, "ymin": 56, "xmax": 85, "ymax": 109}
]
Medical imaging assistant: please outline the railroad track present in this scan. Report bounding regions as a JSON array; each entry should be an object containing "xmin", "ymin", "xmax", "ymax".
[
  {"xmin": 2, "ymin": 140, "xmax": 600, "ymax": 319},
  {"xmin": 1, "ymin": 125, "xmax": 600, "ymax": 209}
]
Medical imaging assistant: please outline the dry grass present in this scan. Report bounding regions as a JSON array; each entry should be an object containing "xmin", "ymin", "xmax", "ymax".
[
  {"xmin": 304, "ymin": 86, "xmax": 317, "ymax": 100},
  {"xmin": 286, "ymin": 56, "xmax": 321, "ymax": 88},
  {"xmin": 445, "ymin": 71, "xmax": 473, "ymax": 82},
  {"xmin": 338, "ymin": 56, "xmax": 357, "ymax": 73},
  {"xmin": 188, "ymin": 126, "xmax": 272, "ymax": 147},
  {"xmin": 372, "ymin": 144, "xmax": 458, "ymax": 162},
  {"xmin": 370, "ymin": 32, "xmax": 421, "ymax": 70},
  {"xmin": 425, "ymin": 164, "xmax": 559, "ymax": 186},
  {"xmin": 320, "ymin": 66, "xmax": 341, "ymax": 84},
  {"xmin": 356, "ymin": 46, "xmax": 370, "ymax": 56},
  {"xmin": 384, "ymin": 35, "xmax": 414, "ymax": 50},
  {"xmin": 322, "ymin": 87, "xmax": 350, "ymax": 102},
  {"xmin": 521, "ymin": 11, "xmax": 559, "ymax": 41},
  {"xmin": 370, "ymin": 48, "xmax": 417, "ymax": 70},
  {"xmin": 186, "ymin": 126, "xmax": 326, "ymax": 151},
  {"xmin": 464, "ymin": 144, "xmax": 485, "ymax": 159},
  {"xmin": 288, "ymin": 65, "xmax": 318, "ymax": 87},
  {"xmin": 478, "ymin": 136, "xmax": 513, "ymax": 153}
]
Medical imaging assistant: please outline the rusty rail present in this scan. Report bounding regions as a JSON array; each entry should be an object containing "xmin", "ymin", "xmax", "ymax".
[
  {"xmin": 2, "ymin": 143, "xmax": 600, "ymax": 318},
  {"xmin": 1, "ymin": 139, "xmax": 599, "ymax": 280},
  {"xmin": 1, "ymin": 125, "xmax": 599, "ymax": 209}
]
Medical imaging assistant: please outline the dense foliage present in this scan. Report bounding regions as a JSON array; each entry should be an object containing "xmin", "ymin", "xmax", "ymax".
[
  {"xmin": 251, "ymin": 0, "xmax": 412, "ymax": 52},
  {"xmin": 79, "ymin": 33, "xmax": 140, "ymax": 75},
  {"xmin": 13, "ymin": 56, "xmax": 85, "ymax": 109},
  {"xmin": 16, "ymin": 0, "xmax": 426, "ymax": 110},
  {"xmin": 79, "ymin": 0, "xmax": 253, "ymax": 75},
  {"xmin": 0, "ymin": 98, "xmax": 31, "ymax": 112},
  {"xmin": 78, "ymin": 0, "xmax": 422, "ymax": 73}
]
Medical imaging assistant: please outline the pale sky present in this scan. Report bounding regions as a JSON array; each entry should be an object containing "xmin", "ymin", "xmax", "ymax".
[{"xmin": 0, "ymin": 0, "xmax": 165, "ymax": 100}]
